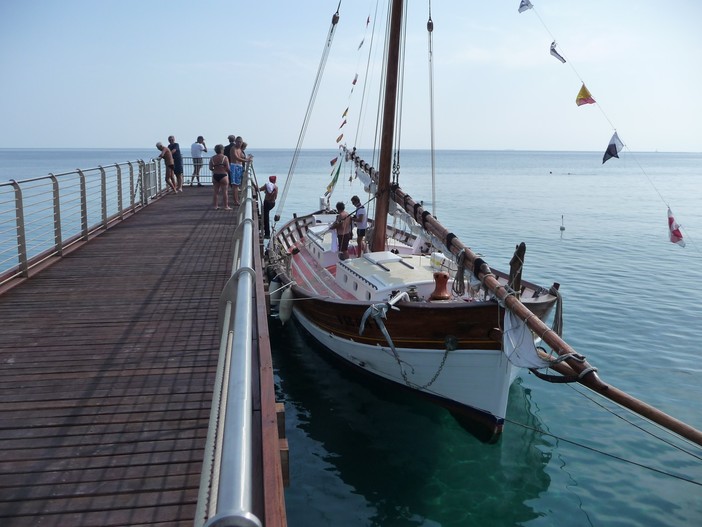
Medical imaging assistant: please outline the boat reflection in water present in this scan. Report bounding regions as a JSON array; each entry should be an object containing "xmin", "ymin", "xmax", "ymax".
[{"xmin": 271, "ymin": 318, "xmax": 552, "ymax": 527}]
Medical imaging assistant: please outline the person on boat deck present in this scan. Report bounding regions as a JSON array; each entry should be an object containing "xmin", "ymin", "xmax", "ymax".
[
  {"xmin": 258, "ymin": 175, "xmax": 278, "ymax": 239},
  {"xmin": 156, "ymin": 142, "xmax": 178, "ymax": 193},
  {"xmin": 228, "ymin": 136, "xmax": 246, "ymax": 206},
  {"xmin": 190, "ymin": 136, "xmax": 207, "ymax": 186},
  {"xmin": 168, "ymin": 136, "xmax": 184, "ymax": 192},
  {"xmin": 351, "ymin": 195, "xmax": 367, "ymax": 257},
  {"xmin": 209, "ymin": 144, "xmax": 231, "ymax": 210},
  {"xmin": 331, "ymin": 201, "xmax": 353, "ymax": 260}
]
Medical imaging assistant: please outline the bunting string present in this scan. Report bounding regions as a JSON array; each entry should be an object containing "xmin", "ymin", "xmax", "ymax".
[
  {"xmin": 326, "ymin": 2, "xmax": 380, "ymax": 206},
  {"xmin": 518, "ymin": 1, "xmax": 692, "ymax": 250}
]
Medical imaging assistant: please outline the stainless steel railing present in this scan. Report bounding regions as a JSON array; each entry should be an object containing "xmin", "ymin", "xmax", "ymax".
[
  {"xmin": 0, "ymin": 159, "xmax": 163, "ymax": 285},
  {"xmin": 195, "ymin": 164, "xmax": 263, "ymax": 527}
]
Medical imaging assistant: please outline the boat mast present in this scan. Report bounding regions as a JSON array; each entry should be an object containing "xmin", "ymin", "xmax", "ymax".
[{"xmin": 371, "ymin": 0, "xmax": 403, "ymax": 252}]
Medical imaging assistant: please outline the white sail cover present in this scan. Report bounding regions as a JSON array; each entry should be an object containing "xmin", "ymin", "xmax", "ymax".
[{"xmin": 503, "ymin": 309, "xmax": 551, "ymax": 368}]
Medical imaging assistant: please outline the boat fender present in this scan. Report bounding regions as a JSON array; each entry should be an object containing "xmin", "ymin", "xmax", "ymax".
[
  {"xmin": 279, "ymin": 288, "xmax": 294, "ymax": 325},
  {"xmin": 429, "ymin": 272, "xmax": 451, "ymax": 300},
  {"xmin": 269, "ymin": 279, "xmax": 283, "ymax": 307}
]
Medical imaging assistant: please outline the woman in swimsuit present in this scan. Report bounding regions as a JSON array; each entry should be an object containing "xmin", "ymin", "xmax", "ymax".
[{"xmin": 209, "ymin": 144, "xmax": 231, "ymax": 210}]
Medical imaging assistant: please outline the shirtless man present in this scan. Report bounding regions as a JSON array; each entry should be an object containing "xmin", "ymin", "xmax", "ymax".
[
  {"xmin": 228, "ymin": 136, "xmax": 247, "ymax": 205},
  {"xmin": 331, "ymin": 201, "xmax": 353, "ymax": 260},
  {"xmin": 156, "ymin": 142, "xmax": 178, "ymax": 193},
  {"xmin": 168, "ymin": 135, "xmax": 184, "ymax": 192}
]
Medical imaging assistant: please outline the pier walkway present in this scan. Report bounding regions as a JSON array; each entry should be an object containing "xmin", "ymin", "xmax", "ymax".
[{"xmin": 0, "ymin": 187, "xmax": 286, "ymax": 526}]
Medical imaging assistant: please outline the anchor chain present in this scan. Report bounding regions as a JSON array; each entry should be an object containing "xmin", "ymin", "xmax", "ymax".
[{"xmin": 359, "ymin": 292, "xmax": 452, "ymax": 390}]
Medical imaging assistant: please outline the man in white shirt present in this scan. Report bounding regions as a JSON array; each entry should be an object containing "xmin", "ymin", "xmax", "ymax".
[
  {"xmin": 190, "ymin": 136, "xmax": 207, "ymax": 186},
  {"xmin": 351, "ymin": 195, "xmax": 367, "ymax": 257}
]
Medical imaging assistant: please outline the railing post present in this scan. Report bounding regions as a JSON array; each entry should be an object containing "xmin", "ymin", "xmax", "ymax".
[
  {"xmin": 10, "ymin": 180, "xmax": 29, "ymax": 277},
  {"xmin": 127, "ymin": 161, "xmax": 135, "ymax": 209},
  {"xmin": 115, "ymin": 163, "xmax": 124, "ymax": 220},
  {"xmin": 49, "ymin": 173, "xmax": 63, "ymax": 256},
  {"xmin": 77, "ymin": 169, "xmax": 89, "ymax": 240},
  {"xmin": 99, "ymin": 166, "xmax": 107, "ymax": 229},
  {"xmin": 138, "ymin": 161, "xmax": 147, "ymax": 204},
  {"xmin": 157, "ymin": 158, "xmax": 163, "ymax": 194}
]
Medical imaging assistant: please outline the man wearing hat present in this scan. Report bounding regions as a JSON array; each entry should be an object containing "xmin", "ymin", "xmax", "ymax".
[{"xmin": 261, "ymin": 175, "xmax": 278, "ymax": 238}]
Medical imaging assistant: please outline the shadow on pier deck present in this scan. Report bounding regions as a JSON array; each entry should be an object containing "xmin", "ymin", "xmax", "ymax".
[{"xmin": 0, "ymin": 188, "xmax": 286, "ymax": 526}]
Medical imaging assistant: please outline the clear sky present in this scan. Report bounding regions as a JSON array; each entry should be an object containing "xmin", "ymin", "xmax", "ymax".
[{"xmin": 1, "ymin": 0, "xmax": 700, "ymax": 152}]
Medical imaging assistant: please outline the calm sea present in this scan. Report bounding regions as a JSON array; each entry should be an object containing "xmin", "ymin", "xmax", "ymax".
[{"xmin": 2, "ymin": 148, "xmax": 701, "ymax": 526}]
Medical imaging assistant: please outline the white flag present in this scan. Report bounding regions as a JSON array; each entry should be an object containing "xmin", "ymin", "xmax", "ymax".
[
  {"xmin": 550, "ymin": 41, "xmax": 566, "ymax": 63},
  {"xmin": 518, "ymin": 0, "xmax": 534, "ymax": 13}
]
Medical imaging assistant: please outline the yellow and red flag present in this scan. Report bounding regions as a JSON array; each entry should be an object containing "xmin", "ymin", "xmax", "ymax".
[{"xmin": 575, "ymin": 83, "xmax": 595, "ymax": 106}]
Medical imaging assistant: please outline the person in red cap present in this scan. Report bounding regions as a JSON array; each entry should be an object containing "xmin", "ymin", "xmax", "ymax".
[{"xmin": 260, "ymin": 175, "xmax": 278, "ymax": 238}]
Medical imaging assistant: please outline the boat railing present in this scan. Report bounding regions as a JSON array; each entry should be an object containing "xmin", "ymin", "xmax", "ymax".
[
  {"xmin": 0, "ymin": 159, "xmax": 164, "ymax": 287},
  {"xmin": 194, "ymin": 168, "xmax": 264, "ymax": 527}
]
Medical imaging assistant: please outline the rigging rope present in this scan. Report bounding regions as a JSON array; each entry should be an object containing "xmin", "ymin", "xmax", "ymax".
[
  {"xmin": 276, "ymin": 5, "xmax": 341, "ymax": 221},
  {"xmin": 427, "ymin": 1, "xmax": 436, "ymax": 216},
  {"xmin": 391, "ymin": 0, "xmax": 408, "ymax": 187},
  {"xmin": 504, "ymin": 415, "xmax": 702, "ymax": 487}
]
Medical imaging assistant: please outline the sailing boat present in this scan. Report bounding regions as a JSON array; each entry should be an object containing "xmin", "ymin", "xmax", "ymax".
[
  {"xmin": 265, "ymin": 1, "xmax": 562, "ymax": 437},
  {"xmin": 265, "ymin": 1, "xmax": 702, "ymax": 445}
]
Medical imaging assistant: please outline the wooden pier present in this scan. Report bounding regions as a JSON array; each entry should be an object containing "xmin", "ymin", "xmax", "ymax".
[{"xmin": 0, "ymin": 188, "xmax": 286, "ymax": 526}]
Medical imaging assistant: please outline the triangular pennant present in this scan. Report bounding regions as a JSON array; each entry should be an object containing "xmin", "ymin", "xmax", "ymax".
[
  {"xmin": 518, "ymin": 0, "xmax": 533, "ymax": 13},
  {"xmin": 339, "ymin": 119, "xmax": 347, "ymax": 129},
  {"xmin": 575, "ymin": 83, "xmax": 596, "ymax": 106},
  {"xmin": 330, "ymin": 157, "xmax": 338, "ymax": 167},
  {"xmin": 602, "ymin": 131, "xmax": 623, "ymax": 164},
  {"xmin": 550, "ymin": 41, "xmax": 566, "ymax": 63},
  {"xmin": 326, "ymin": 163, "xmax": 342, "ymax": 195},
  {"xmin": 667, "ymin": 208, "xmax": 686, "ymax": 247},
  {"xmin": 336, "ymin": 133, "xmax": 344, "ymax": 143},
  {"xmin": 352, "ymin": 74, "xmax": 358, "ymax": 85},
  {"xmin": 342, "ymin": 107, "xmax": 348, "ymax": 118}
]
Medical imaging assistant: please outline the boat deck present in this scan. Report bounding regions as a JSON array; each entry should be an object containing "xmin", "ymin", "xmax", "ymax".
[{"xmin": 0, "ymin": 189, "xmax": 285, "ymax": 526}]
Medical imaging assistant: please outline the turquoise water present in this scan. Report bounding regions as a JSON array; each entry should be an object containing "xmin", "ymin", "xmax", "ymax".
[{"xmin": 3, "ymin": 149, "xmax": 701, "ymax": 526}]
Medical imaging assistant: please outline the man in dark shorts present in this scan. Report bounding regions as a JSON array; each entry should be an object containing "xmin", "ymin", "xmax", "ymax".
[
  {"xmin": 190, "ymin": 135, "xmax": 207, "ymax": 186},
  {"xmin": 351, "ymin": 195, "xmax": 367, "ymax": 257},
  {"xmin": 332, "ymin": 201, "xmax": 353, "ymax": 260},
  {"xmin": 168, "ymin": 135, "xmax": 184, "ymax": 192},
  {"xmin": 156, "ymin": 142, "xmax": 178, "ymax": 193}
]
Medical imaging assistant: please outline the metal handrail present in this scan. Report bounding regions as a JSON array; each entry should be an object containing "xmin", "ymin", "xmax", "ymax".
[
  {"xmin": 0, "ymin": 159, "xmax": 163, "ymax": 286},
  {"xmin": 196, "ymin": 166, "xmax": 263, "ymax": 527}
]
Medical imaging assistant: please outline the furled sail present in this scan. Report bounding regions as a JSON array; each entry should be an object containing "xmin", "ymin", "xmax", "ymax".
[{"xmin": 503, "ymin": 310, "xmax": 551, "ymax": 368}]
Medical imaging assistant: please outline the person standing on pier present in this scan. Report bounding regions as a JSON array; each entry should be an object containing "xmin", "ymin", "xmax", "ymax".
[
  {"xmin": 156, "ymin": 142, "xmax": 178, "ymax": 193},
  {"xmin": 223, "ymin": 134, "xmax": 236, "ymax": 160},
  {"xmin": 228, "ymin": 136, "xmax": 246, "ymax": 206},
  {"xmin": 168, "ymin": 136, "xmax": 184, "ymax": 192},
  {"xmin": 209, "ymin": 144, "xmax": 231, "ymax": 210},
  {"xmin": 259, "ymin": 175, "xmax": 278, "ymax": 238},
  {"xmin": 190, "ymin": 136, "xmax": 207, "ymax": 186}
]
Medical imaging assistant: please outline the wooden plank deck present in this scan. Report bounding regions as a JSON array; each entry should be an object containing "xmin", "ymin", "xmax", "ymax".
[{"xmin": 0, "ymin": 188, "xmax": 283, "ymax": 526}]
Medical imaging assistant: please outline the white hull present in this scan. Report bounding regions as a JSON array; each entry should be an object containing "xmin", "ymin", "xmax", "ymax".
[{"xmin": 293, "ymin": 306, "xmax": 519, "ymax": 422}]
